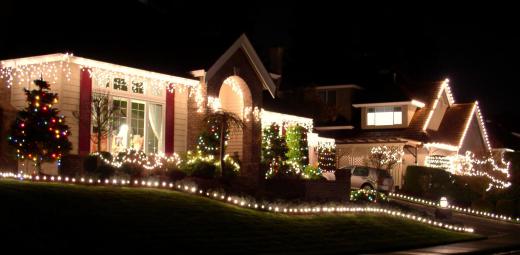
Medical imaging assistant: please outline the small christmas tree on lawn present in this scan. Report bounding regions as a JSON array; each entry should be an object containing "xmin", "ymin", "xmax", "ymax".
[
  {"xmin": 196, "ymin": 118, "xmax": 229, "ymax": 157},
  {"xmin": 8, "ymin": 78, "xmax": 72, "ymax": 173}
]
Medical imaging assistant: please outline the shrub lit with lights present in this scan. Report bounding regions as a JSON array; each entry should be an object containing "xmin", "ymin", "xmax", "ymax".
[
  {"xmin": 262, "ymin": 123, "xmax": 288, "ymax": 178},
  {"xmin": 285, "ymin": 124, "xmax": 309, "ymax": 175},
  {"xmin": 8, "ymin": 79, "xmax": 72, "ymax": 173},
  {"xmin": 317, "ymin": 146, "xmax": 336, "ymax": 173},
  {"xmin": 350, "ymin": 189, "xmax": 388, "ymax": 203}
]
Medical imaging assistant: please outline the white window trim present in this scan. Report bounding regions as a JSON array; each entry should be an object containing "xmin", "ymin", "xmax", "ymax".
[{"xmin": 366, "ymin": 106, "xmax": 403, "ymax": 126}]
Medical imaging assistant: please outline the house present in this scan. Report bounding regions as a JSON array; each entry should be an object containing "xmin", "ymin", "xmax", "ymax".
[
  {"xmin": 314, "ymin": 79, "xmax": 508, "ymax": 188},
  {"xmin": 0, "ymin": 35, "xmax": 333, "ymax": 184}
]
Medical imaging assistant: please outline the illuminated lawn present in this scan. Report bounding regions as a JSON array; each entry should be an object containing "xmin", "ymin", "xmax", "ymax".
[{"xmin": 0, "ymin": 180, "xmax": 480, "ymax": 253}]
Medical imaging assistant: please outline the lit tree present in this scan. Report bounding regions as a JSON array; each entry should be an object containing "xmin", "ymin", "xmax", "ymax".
[
  {"xmin": 8, "ymin": 79, "xmax": 72, "ymax": 173},
  {"xmin": 197, "ymin": 120, "xmax": 226, "ymax": 157},
  {"xmin": 285, "ymin": 124, "xmax": 308, "ymax": 174},
  {"xmin": 367, "ymin": 146, "xmax": 403, "ymax": 170},
  {"xmin": 202, "ymin": 110, "xmax": 245, "ymax": 175},
  {"xmin": 74, "ymin": 93, "xmax": 121, "ymax": 152},
  {"xmin": 262, "ymin": 123, "xmax": 288, "ymax": 178}
]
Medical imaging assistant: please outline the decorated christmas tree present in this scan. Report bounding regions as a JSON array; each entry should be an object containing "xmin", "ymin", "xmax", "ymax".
[
  {"xmin": 196, "ymin": 118, "xmax": 229, "ymax": 157},
  {"xmin": 8, "ymin": 79, "xmax": 72, "ymax": 173}
]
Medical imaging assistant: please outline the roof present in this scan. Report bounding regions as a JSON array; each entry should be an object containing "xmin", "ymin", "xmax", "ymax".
[
  {"xmin": 206, "ymin": 34, "xmax": 277, "ymax": 98},
  {"xmin": 428, "ymin": 103, "xmax": 476, "ymax": 146},
  {"xmin": 331, "ymin": 79, "xmax": 488, "ymax": 149},
  {"xmin": 0, "ymin": 53, "xmax": 199, "ymax": 86}
]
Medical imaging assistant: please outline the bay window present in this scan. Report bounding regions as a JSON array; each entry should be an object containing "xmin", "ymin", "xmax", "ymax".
[{"xmin": 93, "ymin": 77, "xmax": 165, "ymax": 154}]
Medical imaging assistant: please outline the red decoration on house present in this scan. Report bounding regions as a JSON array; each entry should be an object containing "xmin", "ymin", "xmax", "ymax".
[
  {"xmin": 164, "ymin": 85, "xmax": 175, "ymax": 155},
  {"xmin": 78, "ymin": 68, "xmax": 92, "ymax": 156}
]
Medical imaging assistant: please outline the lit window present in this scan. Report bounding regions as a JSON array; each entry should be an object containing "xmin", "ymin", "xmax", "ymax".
[
  {"xmin": 146, "ymin": 104, "xmax": 163, "ymax": 153},
  {"xmin": 113, "ymin": 78, "xmax": 128, "ymax": 91},
  {"xmin": 367, "ymin": 106, "xmax": 402, "ymax": 126},
  {"xmin": 111, "ymin": 99, "xmax": 128, "ymax": 152},
  {"xmin": 131, "ymin": 102, "xmax": 145, "ymax": 151}
]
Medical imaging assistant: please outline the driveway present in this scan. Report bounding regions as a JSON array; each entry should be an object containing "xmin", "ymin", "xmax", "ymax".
[{"xmin": 381, "ymin": 199, "xmax": 520, "ymax": 254}]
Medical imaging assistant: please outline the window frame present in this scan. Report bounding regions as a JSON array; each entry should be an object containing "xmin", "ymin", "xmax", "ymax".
[
  {"xmin": 92, "ymin": 76, "xmax": 166, "ymax": 154},
  {"xmin": 366, "ymin": 106, "xmax": 403, "ymax": 126}
]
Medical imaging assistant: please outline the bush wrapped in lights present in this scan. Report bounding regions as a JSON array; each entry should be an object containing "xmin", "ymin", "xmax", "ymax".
[
  {"xmin": 350, "ymin": 189, "xmax": 388, "ymax": 203},
  {"xmin": 182, "ymin": 151, "xmax": 240, "ymax": 180},
  {"xmin": 262, "ymin": 123, "xmax": 288, "ymax": 178},
  {"xmin": 302, "ymin": 165, "xmax": 322, "ymax": 180},
  {"xmin": 285, "ymin": 125, "xmax": 309, "ymax": 175},
  {"xmin": 317, "ymin": 146, "xmax": 336, "ymax": 172}
]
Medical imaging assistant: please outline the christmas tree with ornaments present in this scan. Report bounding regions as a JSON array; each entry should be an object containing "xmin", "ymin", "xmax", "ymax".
[{"xmin": 8, "ymin": 79, "xmax": 72, "ymax": 173}]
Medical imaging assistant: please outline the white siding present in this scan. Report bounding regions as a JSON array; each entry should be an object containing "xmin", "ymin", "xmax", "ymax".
[
  {"xmin": 59, "ymin": 63, "xmax": 81, "ymax": 155},
  {"xmin": 174, "ymin": 86, "xmax": 188, "ymax": 153}
]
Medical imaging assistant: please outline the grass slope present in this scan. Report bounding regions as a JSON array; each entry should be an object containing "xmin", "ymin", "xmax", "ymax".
[{"xmin": 0, "ymin": 180, "xmax": 479, "ymax": 254}]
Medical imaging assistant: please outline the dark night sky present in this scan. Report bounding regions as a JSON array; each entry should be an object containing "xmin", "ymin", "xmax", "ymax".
[{"xmin": 1, "ymin": 1, "xmax": 519, "ymax": 140}]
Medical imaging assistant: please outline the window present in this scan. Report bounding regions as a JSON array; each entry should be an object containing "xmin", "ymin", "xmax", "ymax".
[
  {"xmin": 132, "ymin": 81, "xmax": 144, "ymax": 94},
  {"xmin": 319, "ymin": 90, "xmax": 336, "ymax": 106},
  {"xmin": 130, "ymin": 102, "xmax": 145, "ymax": 151},
  {"xmin": 112, "ymin": 99, "xmax": 128, "ymax": 152},
  {"xmin": 113, "ymin": 78, "xmax": 128, "ymax": 91},
  {"xmin": 367, "ymin": 106, "xmax": 402, "ymax": 126},
  {"xmin": 146, "ymin": 104, "xmax": 163, "ymax": 153},
  {"xmin": 353, "ymin": 167, "xmax": 369, "ymax": 176}
]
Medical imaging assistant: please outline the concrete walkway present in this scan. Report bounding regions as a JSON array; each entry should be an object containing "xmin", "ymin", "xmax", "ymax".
[{"xmin": 379, "ymin": 199, "xmax": 520, "ymax": 254}]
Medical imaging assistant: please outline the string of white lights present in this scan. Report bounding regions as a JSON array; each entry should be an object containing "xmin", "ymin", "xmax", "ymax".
[
  {"xmin": 0, "ymin": 171, "xmax": 474, "ymax": 233},
  {"xmin": 425, "ymin": 151, "xmax": 511, "ymax": 190},
  {"xmin": 389, "ymin": 192, "xmax": 519, "ymax": 223}
]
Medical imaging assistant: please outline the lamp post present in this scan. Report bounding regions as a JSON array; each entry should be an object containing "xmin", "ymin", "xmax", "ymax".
[{"xmin": 435, "ymin": 196, "xmax": 452, "ymax": 219}]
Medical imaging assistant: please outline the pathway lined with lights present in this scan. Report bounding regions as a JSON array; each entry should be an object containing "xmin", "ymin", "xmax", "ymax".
[
  {"xmin": 0, "ymin": 172, "xmax": 473, "ymax": 233},
  {"xmin": 389, "ymin": 192, "xmax": 519, "ymax": 224}
]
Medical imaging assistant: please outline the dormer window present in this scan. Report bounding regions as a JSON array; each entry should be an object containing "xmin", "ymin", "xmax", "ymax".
[
  {"xmin": 367, "ymin": 106, "xmax": 402, "ymax": 126},
  {"xmin": 319, "ymin": 90, "xmax": 336, "ymax": 106}
]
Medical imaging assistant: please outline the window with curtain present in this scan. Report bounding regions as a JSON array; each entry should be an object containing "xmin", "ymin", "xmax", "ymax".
[
  {"xmin": 146, "ymin": 104, "xmax": 163, "ymax": 153},
  {"xmin": 131, "ymin": 102, "xmax": 145, "ymax": 151},
  {"xmin": 367, "ymin": 106, "xmax": 402, "ymax": 126},
  {"xmin": 111, "ymin": 98, "xmax": 128, "ymax": 152}
]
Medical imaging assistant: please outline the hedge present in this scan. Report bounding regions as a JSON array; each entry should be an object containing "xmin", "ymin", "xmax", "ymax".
[{"xmin": 402, "ymin": 165, "xmax": 488, "ymax": 207}]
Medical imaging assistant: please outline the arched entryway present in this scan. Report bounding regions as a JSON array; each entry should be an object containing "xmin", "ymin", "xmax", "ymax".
[{"xmin": 218, "ymin": 76, "xmax": 252, "ymax": 160}]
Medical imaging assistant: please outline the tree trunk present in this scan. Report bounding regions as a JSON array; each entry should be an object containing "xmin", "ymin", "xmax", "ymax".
[
  {"xmin": 97, "ymin": 132, "xmax": 102, "ymax": 153},
  {"xmin": 35, "ymin": 160, "xmax": 42, "ymax": 175},
  {"xmin": 219, "ymin": 122, "xmax": 226, "ymax": 177}
]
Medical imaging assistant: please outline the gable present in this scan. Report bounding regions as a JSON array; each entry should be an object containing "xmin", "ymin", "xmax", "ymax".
[
  {"xmin": 206, "ymin": 34, "xmax": 276, "ymax": 98},
  {"xmin": 425, "ymin": 90, "xmax": 450, "ymax": 131},
  {"xmin": 421, "ymin": 79, "xmax": 454, "ymax": 131},
  {"xmin": 428, "ymin": 103, "xmax": 475, "ymax": 147},
  {"xmin": 459, "ymin": 114, "xmax": 488, "ymax": 155}
]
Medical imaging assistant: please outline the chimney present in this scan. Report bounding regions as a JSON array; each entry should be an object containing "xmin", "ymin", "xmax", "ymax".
[
  {"xmin": 268, "ymin": 47, "xmax": 284, "ymax": 90},
  {"xmin": 269, "ymin": 47, "xmax": 284, "ymax": 76}
]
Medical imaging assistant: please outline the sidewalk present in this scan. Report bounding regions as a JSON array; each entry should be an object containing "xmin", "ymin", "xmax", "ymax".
[{"xmin": 379, "ymin": 199, "xmax": 520, "ymax": 254}]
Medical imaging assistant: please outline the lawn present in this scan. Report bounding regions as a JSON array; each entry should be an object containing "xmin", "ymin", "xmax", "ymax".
[{"xmin": 0, "ymin": 180, "xmax": 480, "ymax": 254}]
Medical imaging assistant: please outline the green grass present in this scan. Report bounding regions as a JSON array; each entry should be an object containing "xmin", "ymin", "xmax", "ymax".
[{"xmin": 0, "ymin": 180, "xmax": 480, "ymax": 253}]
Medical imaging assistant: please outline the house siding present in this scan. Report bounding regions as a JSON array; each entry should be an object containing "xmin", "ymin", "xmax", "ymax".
[{"xmin": 174, "ymin": 86, "xmax": 188, "ymax": 153}]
